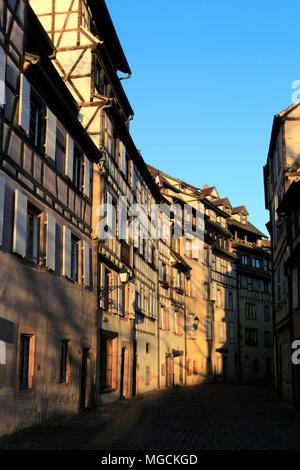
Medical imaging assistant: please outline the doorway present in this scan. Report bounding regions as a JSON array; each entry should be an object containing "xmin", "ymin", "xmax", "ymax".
[
  {"xmin": 120, "ymin": 346, "xmax": 129, "ymax": 399},
  {"xmin": 80, "ymin": 348, "xmax": 91, "ymax": 410},
  {"xmin": 166, "ymin": 355, "xmax": 172, "ymax": 387}
]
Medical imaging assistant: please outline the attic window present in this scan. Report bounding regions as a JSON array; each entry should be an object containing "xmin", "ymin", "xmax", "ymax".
[{"xmin": 81, "ymin": 0, "xmax": 97, "ymax": 36}]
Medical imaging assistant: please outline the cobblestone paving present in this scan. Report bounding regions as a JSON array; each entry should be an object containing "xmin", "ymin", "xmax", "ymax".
[{"xmin": 0, "ymin": 382, "xmax": 299, "ymax": 450}]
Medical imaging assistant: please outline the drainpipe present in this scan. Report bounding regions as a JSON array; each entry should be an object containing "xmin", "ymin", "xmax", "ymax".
[{"xmin": 119, "ymin": 74, "xmax": 132, "ymax": 81}]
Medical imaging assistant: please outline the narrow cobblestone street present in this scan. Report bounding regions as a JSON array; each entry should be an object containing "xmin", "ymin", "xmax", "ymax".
[{"xmin": 0, "ymin": 382, "xmax": 299, "ymax": 450}]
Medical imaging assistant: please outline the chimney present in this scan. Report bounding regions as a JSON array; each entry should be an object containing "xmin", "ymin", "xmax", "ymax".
[{"xmin": 203, "ymin": 184, "xmax": 209, "ymax": 190}]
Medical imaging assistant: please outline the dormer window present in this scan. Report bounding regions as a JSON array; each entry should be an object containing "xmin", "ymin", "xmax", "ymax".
[
  {"xmin": 95, "ymin": 66, "xmax": 108, "ymax": 96},
  {"xmin": 81, "ymin": 0, "xmax": 97, "ymax": 35}
]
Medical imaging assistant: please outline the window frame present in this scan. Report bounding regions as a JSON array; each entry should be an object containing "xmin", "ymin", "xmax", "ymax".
[
  {"xmin": 16, "ymin": 326, "xmax": 37, "ymax": 395},
  {"xmin": 59, "ymin": 339, "xmax": 71, "ymax": 385}
]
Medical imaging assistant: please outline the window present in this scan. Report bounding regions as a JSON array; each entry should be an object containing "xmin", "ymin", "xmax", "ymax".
[
  {"xmin": 175, "ymin": 311, "xmax": 181, "ymax": 335},
  {"xmin": 229, "ymin": 322, "xmax": 235, "ymax": 343},
  {"xmin": 27, "ymin": 205, "xmax": 42, "ymax": 264},
  {"xmin": 187, "ymin": 314, "xmax": 197, "ymax": 338},
  {"xmin": 29, "ymin": 93, "xmax": 45, "ymax": 151},
  {"xmin": 100, "ymin": 335, "xmax": 118, "ymax": 390},
  {"xmin": 185, "ymin": 238, "xmax": 193, "ymax": 259},
  {"xmin": 95, "ymin": 67, "xmax": 107, "ymax": 96},
  {"xmin": 73, "ymin": 146, "xmax": 84, "ymax": 191},
  {"xmin": 203, "ymin": 282, "xmax": 210, "ymax": 300},
  {"xmin": 228, "ymin": 292, "xmax": 233, "ymax": 310},
  {"xmin": 71, "ymin": 235, "xmax": 80, "ymax": 283},
  {"xmin": 193, "ymin": 360, "xmax": 198, "ymax": 375},
  {"xmin": 241, "ymin": 276, "xmax": 248, "ymax": 289},
  {"xmin": 252, "ymin": 258, "xmax": 261, "ymax": 269},
  {"xmin": 104, "ymin": 267, "xmax": 112, "ymax": 312},
  {"xmin": 245, "ymin": 303, "xmax": 256, "ymax": 320},
  {"xmin": 161, "ymin": 306, "xmax": 167, "ymax": 330},
  {"xmin": 206, "ymin": 317, "xmax": 212, "ymax": 342},
  {"xmin": 186, "ymin": 277, "xmax": 193, "ymax": 296},
  {"xmin": 55, "ymin": 123, "xmax": 66, "ymax": 172},
  {"xmin": 252, "ymin": 279, "xmax": 259, "ymax": 291},
  {"xmin": 146, "ymin": 343, "xmax": 150, "ymax": 354},
  {"xmin": 242, "ymin": 255, "xmax": 248, "ymax": 265},
  {"xmin": 264, "ymin": 331, "xmax": 272, "ymax": 348},
  {"xmin": 245, "ymin": 328, "xmax": 258, "ymax": 346},
  {"xmin": 112, "ymin": 130, "xmax": 119, "ymax": 161},
  {"xmin": 204, "ymin": 245, "xmax": 209, "ymax": 265},
  {"xmin": 18, "ymin": 332, "xmax": 36, "ymax": 391},
  {"xmin": 81, "ymin": 0, "xmax": 96, "ymax": 34},
  {"xmin": 60, "ymin": 340, "xmax": 71, "ymax": 384},
  {"xmin": 264, "ymin": 305, "xmax": 270, "ymax": 322},
  {"xmin": 216, "ymin": 288, "xmax": 222, "ymax": 307}
]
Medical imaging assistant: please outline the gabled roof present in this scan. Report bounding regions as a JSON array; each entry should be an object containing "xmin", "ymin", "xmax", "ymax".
[
  {"xmin": 232, "ymin": 205, "xmax": 249, "ymax": 215},
  {"xmin": 87, "ymin": 0, "xmax": 131, "ymax": 74},
  {"xmin": 228, "ymin": 218, "xmax": 267, "ymax": 238},
  {"xmin": 201, "ymin": 186, "xmax": 218, "ymax": 196},
  {"xmin": 212, "ymin": 197, "xmax": 232, "ymax": 209},
  {"xmin": 267, "ymin": 100, "xmax": 300, "ymax": 164}
]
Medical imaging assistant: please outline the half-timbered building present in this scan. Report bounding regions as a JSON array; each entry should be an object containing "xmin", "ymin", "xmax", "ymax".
[{"xmin": 0, "ymin": 1, "xmax": 97, "ymax": 436}]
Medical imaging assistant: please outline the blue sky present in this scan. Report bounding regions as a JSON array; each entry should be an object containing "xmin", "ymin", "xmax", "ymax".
[{"xmin": 106, "ymin": 0, "xmax": 300, "ymax": 235}]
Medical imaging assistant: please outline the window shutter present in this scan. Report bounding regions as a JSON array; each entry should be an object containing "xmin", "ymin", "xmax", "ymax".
[
  {"xmin": 166, "ymin": 307, "xmax": 170, "ymax": 330},
  {"xmin": 46, "ymin": 213, "xmax": 56, "ymax": 271},
  {"xmin": 13, "ymin": 189, "xmax": 27, "ymax": 257},
  {"xmin": 111, "ymin": 338, "xmax": 118, "ymax": 389},
  {"xmin": 210, "ymin": 282, "xmax": 216, "ymax": 301},
  {"xmin": 132, "ymin": 164, "xmax": 136, "ymax": 193},
  {"xmin": 107, "ymin": 191, "xmax": 113, "ymax": 232},
  {"xmin": 106, "ymin": 116, "xmax": 112, "ymax": 153},
  {"xmin": 82, "ymin": 239, "xmax": 90, "ymax": 287},
  {"xmin": 83, "ymin": 156, "xmax": 90, "ymax": 198},
  {"xmin": 18, "ymin": 74, "xmax": 30, "ymax": 134},
  {"xmin": 100, "ymin": 263, "xmax": 106, "ymax": 309},
  {"xmin": 65, "ymin": 134, "xmax": 74, "ymax": 180},
  {"xmin": 0, "ymin": 46, "xmax": 6, "ymax": 107},
  {"xmin": 158, "ymin": 260, "xmax": 163, "ymax": 281},
  {"xmin": 166, "ymin": 265, "xmax": 170, "ymax": 285},
  {"xmin": 201, "ymin": 245, "xmax": 205, "ymax": 264},
  {"xmin": 202, "ymin": 281, "xmax": 206, "ymax": 299},
  {"xmin": 208, "ymin": 248, "xmax": 213, "ymax": 267},
  {"xmin": 62, "ymin": 225, "xmax": 71, "ymax": 278},
  {"xmin": 0, "ymin": 175, "xmax": 5, "ymax": 246},
  {"xmin": 120, "ymin": 141, "xmax": 126, "ymax": 174},
  {"xmin": 192, "ymin": 279, "xmax": 196, "ymax": 297},
  {"xmin": 112, "ymin": 272, "xmax": 118, "ymax": 312},
  {"xmin": 45, "ymin": 108, "xmax": 57, "ymax": 161},
  {"xmin": 233, "ymin": 292, "xmax": 237, "ymax": 311},
  {"xmin": 159, "ymin": 306, "xmax": 163, "ymax": 329},
  {"xmin": 293, "ymin": 267, "xmax": 298, "ymax": 309},
  {"xmin": 0, "ymin": 340, "xmax": 5, "ymax": 365}
]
